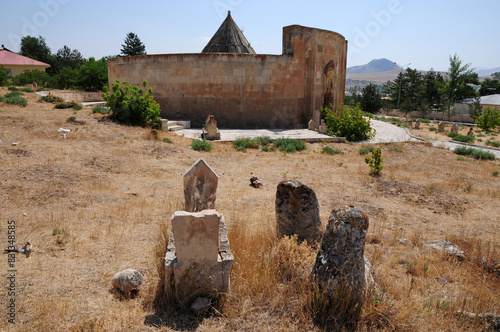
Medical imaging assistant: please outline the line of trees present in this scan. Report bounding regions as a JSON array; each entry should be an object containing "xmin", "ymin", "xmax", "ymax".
[
  {"xmin": 3, "ymin": 32, "xmax": 147, "ymax": 91},
  {"xmin": 357, "ymin": 54, "xmax": 499, "ymax": 120}
]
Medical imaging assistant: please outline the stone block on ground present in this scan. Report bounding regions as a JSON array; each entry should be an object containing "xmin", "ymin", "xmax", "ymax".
[
  {"xmin": 275, "ymin": 180, "xmax": 322, "ymax": 244},
  {"xmin": 318, "ymin": 119, "xmax": 327, "ymax": 134},
  {"xmin": 308, "ymin": 119, "xmax": 317, "ymax": 131},
  {"xmin": 112, "ymin": 269, "xmax": 144, "ymax": 293}
]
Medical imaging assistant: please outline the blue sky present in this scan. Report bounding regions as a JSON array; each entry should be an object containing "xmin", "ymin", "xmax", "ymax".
[{"xmin": 2, "ymin": 0, "xmax": 499, "ymax": 71}]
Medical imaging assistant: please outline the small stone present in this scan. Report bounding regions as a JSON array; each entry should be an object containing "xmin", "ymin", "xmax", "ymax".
[
  {"xmin": 23, "ymin": 213, "xmax": 27, "ymax": 217},
  {"xmin": 422, "ymin": 240, "xmax": 465, "ymax": 259},
  {"xmin": 437, "ymin": 276, "xmax": 450, "ymax": 285},
  {"xmin": 250, "ymin": 176, "xmax": 263, "ymax": 188},
  {"xmin": 112, "ymin": 269, "xmax": 143, "ymax": 292},
  {"xmin": 190, "ymin": 297, "xmax": 211, "ymax": 314},
  {"xmin": 398, "ymin": 238, "xmax": 410, "ymax": 245}
]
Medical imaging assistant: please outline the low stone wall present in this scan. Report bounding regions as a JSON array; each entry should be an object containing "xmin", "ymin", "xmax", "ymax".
[{"xmin": 50, "ymin": 91, "xmax": 103, "ymax": 103}]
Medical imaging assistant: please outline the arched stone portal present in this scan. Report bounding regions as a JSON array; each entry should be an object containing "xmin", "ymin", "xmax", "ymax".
[{"xmin": 322, "ymin": 60, "xmax": 335, "ymax": 110}]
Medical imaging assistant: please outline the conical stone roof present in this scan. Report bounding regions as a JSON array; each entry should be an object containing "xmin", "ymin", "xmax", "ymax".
[{"xmin": 202, "ymin": 11, "xmax": 256, "ymax": 54}]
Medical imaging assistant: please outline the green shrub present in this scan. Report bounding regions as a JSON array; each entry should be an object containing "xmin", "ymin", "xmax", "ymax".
[
  {"xmin": 67, "ymin": 116, "xmax": 76, "ymax": 122},
  {"xmin": 20, "ymin": 87, "xmax": 34, "ymax": 92},
  {"xmin": 4, "ymin": 95, "xmax": 28, "ymax": 106},
  {"xmin": 274, "ymin": 138, "xmax": 307, "ymax": 153},
  {"xmin": 476, "ymin": 107, "xmax": 500, "ymax": 131},
  {"xmin": 320, "ymin": 104, "xmax": 375, "ymax": 142},
  {"xmin": 321, "ymin": 146, "xmax": 344, "ymax": 155},
  {"xmin": 486, "ymin": 140, "xmax": 500, "ymax": 148},
  {"xmin": 8, "ymin": 86, "xmax": 19, "ymax": 91},
  {"xmin": 493, "ymin": 171, "xmax": 499, "ymax": 177},
  {"xmin": 38, "ymin": 94, "xmax": 64, "ymax": 103},
  {"xmin": 92, "ymin": 105, "xmax": 111, "ymax": 114},
  {"xmin": 359, "ymin": 146, "xmax": 375, "ymax": 155},
  {"xmin": 5, "ymin": 91, "xmax": 24, "ymax": 98},
  {"xmin": 232, "ymin": 137, "xmax": 259, "ymax": 152},
  {"xmin": 429, "ymin": 127, "xmax": 437, "ymax": 131},
  {"xmin": 102, "ymin": 80, "xmax": 161, "ymax": 128},
  {"xmin": 253, "ymin": 136, "xmax": 274, "ymax": 146},
  {"xmin": 11, "ymin": 69, "xmax": 50, "ymax": 87},
  {"xmin": 448, "ymin": 133, "xmax": 475, "ymax": 143},
  {"xmin": 163, "ymin": 137, "xmax": 172, "ymax": 144},
  {"xmin": 453, "ymin": 147, "xmax": 495, "ymax": 160},
  {"xmin": 55, "ymin": 102, "xmax": 83, "ymax": 110},
  {"xmin": 365, "ymin": 148, "xmax": 383, "ymax": 176},
  {"xmin": 420, "ymin": 119, "xmax": 431, "ymax": 124},
  {"xmin": 0, "ymin": 96, "xmax": 4, "ymax": 102},
  {"xmin": 456, "ymin": 156, "xmax": 468, "ymax": 162},
  {"xmin": 0, "ymin": 65, "xmax": 9, "ymax": 86},
  {"xmin": 190, "ymin": 139, "xmax": 213, "ymax": 152}
]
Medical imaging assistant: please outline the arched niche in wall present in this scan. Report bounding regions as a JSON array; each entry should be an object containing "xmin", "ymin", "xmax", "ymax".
[{"xmin": 322, "ymin": 60, "xmax": 336, "ymax": 110}]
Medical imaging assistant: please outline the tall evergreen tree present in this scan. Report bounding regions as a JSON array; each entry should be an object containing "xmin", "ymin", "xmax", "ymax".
[
  {"xmin": 120, "ymin": 32, "xmax": 146, "ymax": 57},
  {"xmin": 20, "ymin": 35, "xmax": 52, "ymax": 64},
  {"xmin": 360, "ymin": 83, "xmax": 382, "ymax": 114},
  {"xmin": 52, "ymin": 45, "xmax": 83, "ymax": 74}
]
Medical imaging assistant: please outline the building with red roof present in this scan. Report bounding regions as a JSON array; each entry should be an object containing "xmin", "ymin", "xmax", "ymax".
[{"xmin": 0, "ymin": 45, "xmax": 50, "ymax": 77}]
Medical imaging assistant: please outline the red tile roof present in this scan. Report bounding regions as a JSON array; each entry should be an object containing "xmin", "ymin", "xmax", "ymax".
[{"xmin": 0, "ymin": 49, "xmax": 50, "ymax": 67}]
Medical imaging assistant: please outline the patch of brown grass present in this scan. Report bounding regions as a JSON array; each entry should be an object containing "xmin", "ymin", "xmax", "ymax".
[{"xmin": 0, "ymin": 87, "xmax": 498, "ymax": 331}]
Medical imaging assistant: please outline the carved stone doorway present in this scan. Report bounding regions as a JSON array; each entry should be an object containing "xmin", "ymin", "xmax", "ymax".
[{"xmin": 322, "ymin": 60, "xmax": 335, "ymax": 111}]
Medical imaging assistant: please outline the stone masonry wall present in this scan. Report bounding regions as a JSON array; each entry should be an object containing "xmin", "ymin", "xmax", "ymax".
[{"xmin": 107, "ymin": 25, "xmax": 347, "ymax": 129}]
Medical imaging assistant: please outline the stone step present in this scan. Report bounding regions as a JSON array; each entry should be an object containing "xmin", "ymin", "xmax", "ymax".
[{"xmin": 168, "ymin": 120, "xmax": 191, "ymax": 128}]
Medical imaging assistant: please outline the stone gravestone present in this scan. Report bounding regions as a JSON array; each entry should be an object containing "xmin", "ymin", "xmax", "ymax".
[
  {"xmin": 308, "ymin": 119, "xmax": 317, "ymax": 131},
  {"xmin": 438, "ymin": 121, "xmax": 445, "ymax": 133},
  {"xmin": 203, "ymin": 115, "xmax": 220, "ymax": 140},
  {"xmin": 407, "ymin": 118, "xmax": 413, "ymax": 128},
  {"xmin": 275, "ymin": 180, "xmax": 322, "ymax": 244},
  {"xmin": 467, "ymin": 127, "xmax": 475, "ymax": 137},
  {"xmin": 165, "ymin": 210, "xmax": 233, "ymax": 303},
  {"xmin": 184, "ymin": 159, "xmax": 218, "ymax": 212},
  {"xmin": 451, "ymin": 123, "xmax": 459, "ymax": 134},
  {"xmin": 414, "ymin": 118, "xmax": 421, "ymax": 130},
  {"xmin": 312, "ymin": 205, "xmax": 369, "ymax": 308},
  {"xmin": 318, "ymin": 119, "xmax": 328, "ymax": 134}
]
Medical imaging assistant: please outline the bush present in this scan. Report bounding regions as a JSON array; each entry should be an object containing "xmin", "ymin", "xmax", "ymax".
[
  {"xmin": 359, "ymin": 146, "xmax": 375, "ymax": 155},
  {"xmin": 429, "ymin": 127, "xmax": 437, "ymax": 131},
  {"xmin": 67, "ymin": 116, "xmax": 76, "ymax": 122},
  {"xmin": 232, "ymin": 137, "xmax": 260, "ymax": 152},
  {"xmin": 102, "ymin": 80, "xmax": 161, "ymax": 128},
  {"xmin": 274, "ymin": 138, "xmax": 306, "ymax": 153},
  {"xmin": 4, "ymin": 95, "xmax": 28, "ymax": 106},
  {"xmin": 453, "ymin": 147, "xmax": 495, "ymax": 160},
  {"xmin": 0, "ymin": 65, "xmax": 9, "ymax": 86},
  {"xmin": 365, "ymin": 148, "xmax": 383, "ymax": 176},
  {"xmin": 476, "ymin": 107, "xmax": 500, "ymax": 131},
  {"xmin": 11, "ymin": 69, "xmax": 50, "ymax": 87},
  {"xmin": 486, "ymin": 140, "xmax": 500, "ymax": 148},
  {"xmin": 321, "ymin": 146, "xmax": 344, "ymax": 155},
  {"xmin": 447, "ymin": 133, "xmax": 475, "ymax": 143},
  {"xmin": 320, "ymin": 104, "xmax": 375, "ymax": 142},
  {"xmin": 55, "ymin": 102, "xmax": 83, "ymax": 110},
  {"xmin": 190, "ymin": 139, "xmax": 213, "ymax": 152},
  {"xmin": 420, "ymin": 119, "xmax": 431, "ymax": 124},
  {"xmin": 92, "ymin": 105, "xmax": 111, "ymax": 114},
  {"xmin": 5, "ymin": 91, "xmax": 24, "ymax": 98},
  {"xmin": 38, "ymin": 94, "xmax": 64, "ymax": 103}
]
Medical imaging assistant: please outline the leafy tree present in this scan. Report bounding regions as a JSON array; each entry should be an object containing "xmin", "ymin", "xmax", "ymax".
[
  {"xmin": 399, "ymin": 68, "xmax": 423, "ymax": 114},
  {"xmin": 52, "ymin": 45, "xmax": 83, "ymax": 74},
  {"xmin": 0, "ymin": 65, "xmax": 9, "ymax": 86},
  {"xmin": 476, "ymin": 107, "xmax": 500, "ymax": 131},
  {"xmin": 74, "ymin": 57, "xmax": 108, "ymax": 91},
  {"xmin": 360, "ymin": 83, "xmax": 382, "ymax": 114},
  {"xmin": 102, "ymin": 80, "xmax": 161, "ymax": 127},
  {"xmin": 320, "ymin": 104, "xmax": 375, "ymax": 142},
  {"xmin": 468, "ymin": 95, "xmax": 483, "ymax": 120},
  {"xmin": 438, "ymin": 54, "xmax": 479, "ymax": 119},
  {"xmin": 492, "ymin": 72, "xmax": 500, "ymax": 81},
  {"xmin": 49, "ymin": 66, "xmax": 79, "ymax": 89},
  {"xmin": 120, "ymin": 32, "xmax": 146, "ymax": 57},
  {"xmin": 416, "ymin": 69, "xmax": 444, "ymax": 119},
  {"xmin": 479, "ymin": 78, "xmax": 500, "ymax": 96},
  {"xmin": 20, "ymin": 35, "xmax": 52, "ymax": 65}
]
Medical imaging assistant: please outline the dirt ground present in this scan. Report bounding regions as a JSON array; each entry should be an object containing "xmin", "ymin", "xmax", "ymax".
[{"xmin": 0, "ymin": 88, "xmax": 499, "ymax": 331}]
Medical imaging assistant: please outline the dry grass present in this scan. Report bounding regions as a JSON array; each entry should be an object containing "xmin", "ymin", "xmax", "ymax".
[{"xmin": 0, "ymin": 88, "xmax": 499, "ymax": 331}]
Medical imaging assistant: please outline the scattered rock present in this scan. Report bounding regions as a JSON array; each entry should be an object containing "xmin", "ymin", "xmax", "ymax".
[
  {"xmin": 482, "ymin": 257, "xmax": 500, "ymax": 277},
  {"xmin": 250, "ymin": 176, "xmax": 262, "ymax": 188},
  {"xmin": 312, "ymin": 205, "xmax": 369, "ymax": 305},
  {"xmin": 275, "ymin": 180, "xmax": 322, "ymax": 244},
  {"xmin": 398, "ymin": 238, "xmax": 410, "ymax": 245},
  {"xmin": 422, "ymin": 240, "xmax": 465, "ymax": 259},
  {"xmin": 190, "ymin": 297, "xmax": 211, "ymax": 314},
  {"xmin": 436, "ymin": 276, "xmax": 451, "ymax": 285},
  {"xmin": 455, "ymin": 310, "xmax": 500, "ymax": 331},
  {"xmin": 111, "ymin": 269, "xmax": 143, "ymax": 293}
]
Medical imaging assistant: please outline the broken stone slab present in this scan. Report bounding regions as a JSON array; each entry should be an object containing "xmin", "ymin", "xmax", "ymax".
[
  {"xmin": 165, "ymin": 210, "xmax": 233, "ymax": 304},
  {"xmin": 312, "ymin": 205, "xmax": 369, "ymax": 306},
  {"xmin": 421, "ymin": 240, "xmax": 466, "ymax": 259},
  {"xmin": 184, "ymin": 158, "xmax": 218, "ymax": 212},
  {"xmin": 112, "ymin": 269, "xmax": 143, "ymax": 293},
  {"xmin": 275, "ymin": 180, "xmax": 322, "ymax": 244}
]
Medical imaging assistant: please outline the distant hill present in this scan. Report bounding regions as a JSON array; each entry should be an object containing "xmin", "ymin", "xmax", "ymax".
[
  {"xmin": 476, "ymin": 67, "xmax": 500, "ymax": 77},
  {"xmin": 347, "ymin": 58, "xmax": 399, "ymax": 75}
]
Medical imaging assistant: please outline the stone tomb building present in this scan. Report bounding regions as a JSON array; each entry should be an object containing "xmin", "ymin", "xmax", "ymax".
[{"xmin": 107, "ymin": 12, "xmax": 347, "ymax": 129}]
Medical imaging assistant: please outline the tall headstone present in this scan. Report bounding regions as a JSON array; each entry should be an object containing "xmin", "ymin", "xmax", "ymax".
[
  {"xmin": 312, "ymin": 205, "xmax": 369, "ymax": 306},
  {"xmin": 275, "ymin": 180, "xmax": 322, "ymax": 244},
  {"xmin": 438, "ymin": 121, "xmax": 445, "ymax": 133},
  {"xmin": 183, "ymin": 159, "xmax": 218, "ymax": 212},
  {"xmin": 451, "ymin": 123, "xmax": 459, "ymax": 134},
  {"xmin": 308, "ymin": 119, "xmax": 317, "ymax": 131},
  {"xmin": 318, "ymin": 119, "xmax": 328, "ymax": 134},
  {"xmin": 204, "ymin": 115, "xmax": 220, "ymax": 140},
  {"xmin": 165, "ymin": 210, "xmax": 233, "ymax": 303},
  {"xmin": 414, "ymin": 118, "xmax": 421, "ymax": 130},
  {"xmin": 407, "ymin": 118, "xmax": 413, "ymax": 128}
]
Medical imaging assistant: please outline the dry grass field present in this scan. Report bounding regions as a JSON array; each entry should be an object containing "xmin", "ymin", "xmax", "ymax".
[{"xmin": 1, "ymin": 88, "xmax": 499, "ymax": 331}]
